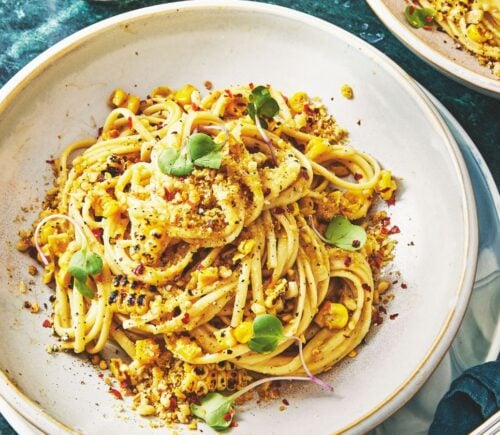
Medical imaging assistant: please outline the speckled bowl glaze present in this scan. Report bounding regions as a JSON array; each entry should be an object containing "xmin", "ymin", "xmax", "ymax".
[
  {"xmin": 367, "ymin": 0, "xmax": 500, "ymax": 98},
  {"xmin": 0, "ymin": 1, "xmax": 478, "ymax": 434}
]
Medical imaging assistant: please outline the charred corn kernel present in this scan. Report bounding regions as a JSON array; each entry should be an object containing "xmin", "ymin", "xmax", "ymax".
[
  {"xmin": 91, "ymin": 355, "xmax": 101, "ymax": 365},
  {"xmin": 151, "ymin": 85, "xmax": 172, "ymax": 98},
  {"xmin": 305, "ymin": 137, "xmax": 331, "ymax": 161},
  {"xmin": 233, "ymin": 321, "xmax": 253, "ymax": 344},
  {"xmin": 466, "ymin": 24, "xmax": 487, "ymax": 43},
  {"xmin": 135, "ymin": 338, "xmax": 160, "ymax": 365},
  {"xmin": 314, "ymin": 301, "xmax": 349, "ymax": 330},
  {"xmin": 127, "ymin": 95, "xmax": 140, "ymax": 114},
  {"xmin": 174, "ymin": 84, "xmax": 197, "ymax": 105},
  {"xmin": 341, "ymin": 84, "xmax": 354, "ymax": 99},
  {"xmin": 289, "ymin": 91, "xmax": 309, "ymax": 112},
  {"xmin": 377, "ymin": 280, "xmax": 391, "ymax": 294},
  {"xmin": 214, "ymin": 327, "xmax": 237, "ymax": 349},
  {"xmin": 198, "ymin": 267, "xmax": 219, "ymax": 287},
  {"xmin": 102, "ymin": 199, "xmax": 120, "ymax": 217},
  {"xmin": 375, "ymin": 169, "xmax": 397, "ymax": 200},
  {"xmin": 30, "ymin": 303, "xmax": 40, "ymax": 314},
  {"xmin": 110, "ymin": 88, "xmax": 127, "ymax": 107}
]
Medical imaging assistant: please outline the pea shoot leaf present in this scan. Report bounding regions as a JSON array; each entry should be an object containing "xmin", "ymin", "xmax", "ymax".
[
  {"xmin": 68, "ymin": 248, "xmax": 103, "ymax": 299},
  {"xmin": 247, "ymin": 86, "xmax": 279, "ymax": 125},
  {"xmin": 158, "ymin": 133, "xmax": 223, "ymax": 177},
  {"xmin": 248, "ymin": 314, "xmax": 284, "ymax": 354},
  {"xmin": 158, "ymin": 148, "xmax": 180, "ymax": 175},
  {"xmin": 324, "ymin": 216, "xmax": 366, "ymax": 251},
  {"xmin": 405, "ymin": 5, "xmax": 435, "ymax": 28},
  {"xmin": 190, "ymin": 392, "xmax": 234, "ymax": 431}
]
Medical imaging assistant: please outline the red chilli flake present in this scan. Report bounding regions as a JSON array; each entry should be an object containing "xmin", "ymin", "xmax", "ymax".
[
  {"xmin": 390, "ymin": 313, "xmax": 399, "ymax": 320},
  {"xmin": 379, "ymin": 306, "xmax": 387, "ymax": 314},
  {"xmin": 389, "ymin": 225, "xmax": 401, "ymax": 234},
  {"xmin": 351, "ymin": 239, "xmax": 361, "ymax": 248},
  {"xmin": 42, "ymin": 319, "xmax": 52, "ymax": 328},
  {"xmin": 168, "ymin": 397, "xmax": 178, "ymax": 412},
  {"xmin": 132, "ymin": 263, "xmax": 145, "ymax": 275},
  {"xmin": 164, "ymin": 188, "xmax": 175, "ymax": 201},
  {"xmin": 127, "ymin": 116, "xmax": 133, "ymax": 129},
  {"xmin": 423, "ymin": 25, "xmax": 433, "ymax": 30},
  {"xmin": 344, "ymin": 256, "xmax": 352, "ymax": 267},
  {"xmin": 224, "ymin": 89, "xmax": 233, "ymax": 98},
  {"xmin": 110, "ymin": 388, "xmax": 123, "ymax": 400},
  {"xmin": 282, "ymin": 399, "xmax": 290, "ymax": 406},
  {"xmin": 425, "ymin": 15, "xmax": 433, "ymax": 23},
  {"xmin": 191, "ymin": 103, "xmax": 201, "ymax": 111},
  {"xmin": 274, "ymin": 207, "xmax": 285, "ymax": 214},
  {"xmin": 231, "ymin": 422, "xmax": 239, "ymax": 428},
  {"xmin": 381, "ymin": 226, "xmax": 389, "ymax": 235},
  {"xmin": 224, "ymin": 412, "xmax": 232, "ymax": 422},
  {"xmin": 362, "ymin": 283, "xmax": 371, "ymax": 291},
  {"xmin": 303, "ymin": 104, "xmax": 315, "ymax": 115},
  {"xmin": 249, "ymin": 82, "xmax": 254, "ymax": 90},
  {"xmin": 386, "ymin": 196, "xmax": 396, "ymax": 206},
  {"xmin": 401, "ymin": 283, "xmax": 408, "ymax": 289},
  {"xmin": 45, "ymin": 159, "xmax": 55, "ymax": 164},
  {"xmin": 409, "ymin": 6, "xmax": 415, "ymax": 14},
  {"xmin": 91, "ymin": 228, "xmax": 103, "ymax": 242},
  {"xmin": 181, "ymin": 313, "xmax": 191, "ymax": 324},
  {"xmin": 354, "ymin": 173, "xmax": 363, "ymax": 181},
  {"xmin": 381, "ymin": 216, "xmax": 391, "ymax": 227}
]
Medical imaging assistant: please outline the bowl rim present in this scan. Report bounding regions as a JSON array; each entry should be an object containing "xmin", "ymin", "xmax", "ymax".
[
  {"xmin": 0, "ymin": 1, "xmax": 479, "ymax": 433},
  {"xmin": 366, "ymin": 0, "xmax": 500, "ymax": 99}
]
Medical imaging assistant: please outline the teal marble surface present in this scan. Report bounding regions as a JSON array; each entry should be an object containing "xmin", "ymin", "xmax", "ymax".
[{"xmin": 0, "ymin": 1, "xmax": 498, "ymax": 433}]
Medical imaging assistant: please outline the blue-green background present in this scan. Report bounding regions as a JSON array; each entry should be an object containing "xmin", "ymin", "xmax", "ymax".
[{"xmin": 0, "ymin": 0, "xmax": 498, "ymax": 433}]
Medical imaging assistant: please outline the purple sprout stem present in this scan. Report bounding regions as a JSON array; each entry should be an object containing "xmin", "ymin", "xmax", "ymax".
[{"xmin": 254, "ymin": 115, "xmax": 277, "ymax": 164}]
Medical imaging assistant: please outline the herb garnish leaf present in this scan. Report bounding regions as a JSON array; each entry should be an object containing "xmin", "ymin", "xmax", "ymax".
[
  {"xmin": 325, "ymin": 216, "xmax": 366, "ymax": 251},
  {"xmin": 68, "ymin": 248, "xmax": 103, "ymax": 298},
  {"xmin": 190, "ymin": 392, "xmax": 234, "ymax": 431},
  {"xmin": 158, "ymin": 133, "xmax": 222, "ymax": 176},
  {"xmin": 158, "ymin": 148, "xmax": 180, "ymax": 175},
  {"xmin": 248, "ymin": 314, "xmax": 284, "ymax": 353},
  {"xmin": 404, "ymin": 5, "xmax": 435, "ymax": 28},
  {"xmin": 247, "ymin": 86, "xmax": 279, "ymax": 124}
]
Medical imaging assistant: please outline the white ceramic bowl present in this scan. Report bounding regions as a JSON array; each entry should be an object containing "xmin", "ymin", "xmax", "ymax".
[
  {"xmin": 0, "ymin": 1, "xmax": 478, "ymax": 434},
  {"xmin": 367, "ymin": 0, "xmax": 500, "ymax": 98}
]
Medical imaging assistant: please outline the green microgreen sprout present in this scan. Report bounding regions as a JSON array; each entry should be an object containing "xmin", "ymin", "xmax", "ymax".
[
  {"xmin": 405, "ymin": 5, "xmax": 436, "ymax": 29},
  {"xmin": 308, "ymin": 215, "xmax": 366, "ymax": 252},
  {"xmin": 247, "ymin": 86, "xmax": 280, "ymax": 163},
  {"xmin": 191, "ymin": 314, "xmax": 333, "ymax": 430},
  {"xmin": 158, "ymin": 130, "xmax": 225, "ymax": 176},
  {"xmin": 34, "ymin": 214, "xmax": 103, "ymax": 299}
]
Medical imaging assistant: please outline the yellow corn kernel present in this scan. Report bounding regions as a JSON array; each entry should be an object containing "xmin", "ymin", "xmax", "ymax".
[
  {"xmin": 102, "ymin": 199, "xmax": 120, "ymax": 218},
  {"xmin": 314, "ymin": 301, "xmax": 349, "ymax": 330},
  {"xmin": 375, "ymin": 169, "xmax": 397, "ymax": 200},
  {"xmin": 135, "ymin": 338, "xmax": 160, "ymax": 365},
  {"xmin": 174, "ymin": 84, "xmax": 197, "ymax": 105},
  {"xmin": 174, "ymin": 337, "xmax": 202, "ymax": 361},
  {"xmin": 377, "ymin": 280, "xmax": 391, "ymax": 295},
  {"xmin": 213, "ymin": 327, "xmax": 237, "ymax": 349},
  {"xmin": 305, "ymin": 137, "xmax": 331, "ymax": 161},
  {"xmin": 233, "ymin": 321, "xmax": 253, "ymax": 344},
  {"xmin": 150, "ymin": 86, "xmax": 172, "ymax": 98},
  {"xmin": 289, "ymin": 91, "xmax": 309, "ymax": 112},
  {"xmin": 198, "ymin": 267, "xmax": 219, "ymax": 287},
  {"xmin": 40, "ymin": 223, "xmax": 54, "ymax": 244},
  {"xmin": 233, "ymin": 239, "xmax": 256, "ymax": 261},
  {"xmin": 126, "ymin": 95, "xmax": 140, "ymax": 114},
  {"xmin": 110, "ymin": 88, "xmax": 127, "ymax": 107},
  {"xmin": 341, "ymin": 84, "xmax": 354, "ymax": 99},
  {"xmin": 466, "ymin": 24, "xmax": 487, "ymax": 43}
]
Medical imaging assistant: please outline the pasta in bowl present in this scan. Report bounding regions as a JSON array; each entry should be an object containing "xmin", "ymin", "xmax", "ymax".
[{"xmin": 21, "ymin": 83, "xmax": 398, "ymax": 428}]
